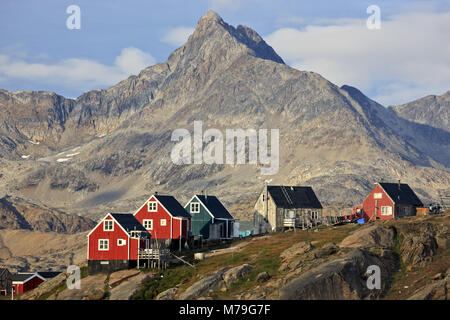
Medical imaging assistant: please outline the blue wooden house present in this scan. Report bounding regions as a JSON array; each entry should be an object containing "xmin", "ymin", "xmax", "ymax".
[{"xmin": 184, "ymin": 195, "xmax": 235, "ymax": 240}]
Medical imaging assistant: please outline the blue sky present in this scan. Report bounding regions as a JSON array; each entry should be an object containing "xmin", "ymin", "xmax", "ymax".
[{"xmin": 1, "ymin": 0, "xmax": 449, "ymax": 106}]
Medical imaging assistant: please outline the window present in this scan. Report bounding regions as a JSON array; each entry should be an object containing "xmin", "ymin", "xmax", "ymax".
[
  {"xmin": 381, "ymin": 206, "xmax": 392, "ymax": 216},
  {"xmin": 98, "ymin": 239, "xmax": 109, "ymax": 251},
  {"xmin": 148, "ymin": 201, "xmax": 157, "ymax": 212},
  {"xmin": 190, "ymin": 202, "xmax": 200, "ymax": 213},
  {"xmin": 143, "ymin": 219, "xmax": 153, "ymax": 230},
  {"xmin": 311, "ymin": 211, "xmax": 318, "ymax": 220},
  {"xmin": 117, "ymin": 239, "xmax": 126, "ymax": 246},
  {"xmin": 374, "ymin": 193, "xmax": 382, "ymax": 199},
  {"xmin": 104, "ymin": 220, "xmax": 114, "ymax": 231},
  {"xmin": 160, "ymin": 219, "xmax": 167, "ymax": 226}
]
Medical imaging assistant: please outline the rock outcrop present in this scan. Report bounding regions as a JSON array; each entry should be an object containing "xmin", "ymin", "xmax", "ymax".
[
  {"xmin": 340, "ymin": 225, "xmax": 395, "ymax": 249},
  {"xmin": 178, "ymin": 264, "xmax": 253, "ymax": 299},
  {"xmin": 408, "ymin": 268, "xmax": 450, "ymax": 300},
  {"xmin": 279, "ymin": 248, "xmax": 397, "ymax": 300}
]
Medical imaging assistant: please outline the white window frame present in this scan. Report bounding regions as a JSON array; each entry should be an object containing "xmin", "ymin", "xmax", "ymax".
[
  {"xmin": 190, "ymin": 202, "xmax": 200, "ymax": 214},
  {"xmin": 148, "ymin": 201, "xmax": 157, "ymax": 212},
  {"xmin": 381, "ymin": 206, "xmax": 392, "ymax": 216},
  {"xmin": 311, "ymin": 211, "xmax": 318, "ymax": 220},
  {"xmin": 98, "ymin": 239, "xmax": 109, "ymax": 251},
  {"xmin": 103, "ymin": 220, "xmax": 114, "ymax": 231},
  {"xmin": 374, "ymin": 193, "xmax": 383, "ymax": 199},
  {"xmin": 160, "ymin": 219, "xmax": 167, "ymax": 226},
  {"xmin": 117, "ymin": 239, "xmax": 126, "ymax": 246},
  {"xmin": 143, "ymin": 219, "xmax": 153, "ymax": 230}
]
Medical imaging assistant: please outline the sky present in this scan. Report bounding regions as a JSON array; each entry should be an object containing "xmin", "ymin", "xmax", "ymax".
[{"xmin": 0, "ymin": 0, "xmax": 449, "ymax": 106}]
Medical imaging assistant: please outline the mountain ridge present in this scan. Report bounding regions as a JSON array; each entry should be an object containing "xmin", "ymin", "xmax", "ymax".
[{"xmin": 0, "ymin": 10, "xmax": 448, "ymax": 222}]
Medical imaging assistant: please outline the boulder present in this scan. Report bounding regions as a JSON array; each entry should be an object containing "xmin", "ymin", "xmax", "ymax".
[
  {"xmin": 279, "ymin": 248, "xmax": 397, "ymax": 300},
  {"xmin": 156, "ymin": 287, "xmax": 178, "ymax": 300},
  {"xmin": 178, "ymin": 269, "xmax": 227, "ymax": 300},
  {"xmin": 256, "ymin": 272, "xmax": 270, "ymax": 283},
  {"xmin": 109, "ymin": 273, "xmax": 151, "ymax": 300},
  {"xmin": 340, "ymin": 225, "xmax": 395, "ymax": 249},
  {"xmin": 223, "ymin": 264, "xmax": 252, "ymax": 288},
  {"xmin": 280, "ymin": 242, "xmax": 313, "ymax": 260},
  {"xmin": 408, "ymin": 272, "xmax": 450, "ymax": 300},
  {"xmin": 87, "ymin": 288, "xmax": 104, "ymax": 300}
]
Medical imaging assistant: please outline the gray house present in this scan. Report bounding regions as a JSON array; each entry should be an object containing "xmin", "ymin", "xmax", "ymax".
[
  {"xmin": 254, "ymin": 185, "xmax": 323, "ymax": 233},
  {"xmin": 0, "ymin": 268, "xmax": 12, "ymax": 296}
]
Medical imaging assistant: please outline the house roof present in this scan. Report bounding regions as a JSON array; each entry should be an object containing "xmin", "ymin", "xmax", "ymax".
[
  {"xmin": 378, "ymin": 183, "xmax": 423, "ymax": 206},
  {"xmin": 0, "ymin": 268, "xmax": 11, "ymax": 277},
  {"xmin": 154, "ymin": 195, "xmax": 191, "ymax": 219},
  {"xmin": 36, "ymin": 271, "xmax": 61, "ymax": 279},
  {"xmin": 267, "ymin": 186, "xmax": 323, "ymax": 209},
  {"xmin": 195, "ymin": 195, "xmax": 234, "ymax": 220},
  {"xmin": 110, "ymin": 213, "xmax": 149, "ymax": 234},
  {"xmin": 11, "ymin": 273, "xmax": 38, "ymax": 283}
]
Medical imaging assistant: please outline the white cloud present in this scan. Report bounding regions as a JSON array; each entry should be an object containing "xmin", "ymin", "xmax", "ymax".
[
  {"xmin": 0, "ymin": 47, "xmax": 155, "ymax": 92},
  {"xmin": 114, "ymin": 47, "xmax": 156, "ymax": 75},
  {"xmin": 162, "ymin": 27, "xmax": 195, "ymax": 47},
  {"xmin": 265, "ymin": 11, "xmax": 450, "ymax": 106}
]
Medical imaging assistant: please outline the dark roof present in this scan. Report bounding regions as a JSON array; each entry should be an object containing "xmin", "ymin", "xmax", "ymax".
[
  {"xmin": 12, "ymin": 273, "xmax": 37, "ymax": 282},
  {"xmin": 267, "ymin": 186, "xmax": 323, "ymax": 209},
  {"xmin": 0, "ymin": 268, "xmax": 11, "ymax": 276},
  {"xmin": 379, "ymin": 183, "xmax": 423, "ymax": 206},
  {"xmin": 110, "ymin": 213, "xmax": 148, "ymax": 234},
  {"xmin": 154, "ymin": 195, "xmax": 191, "ymax": 218},
  {"xmin": 195, "ymin": 195, "xmax": 234, "ymax": 220},
  {"xmin": 37, "ymin": 271, "xmax": 61, "ymax": 279}
]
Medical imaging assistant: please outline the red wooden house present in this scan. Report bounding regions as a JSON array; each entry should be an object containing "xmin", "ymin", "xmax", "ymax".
[
  {"xmin": 357, "ymin": 182, "xmax": 423, "ymax": 221},
  {"xmin": 87, "ymin": 213, "xmax": 151, "ymax": 274},
  {"xmin": 12, "ymin": 272, "xmax": 46, "ymax": 296},
  {"xmin": 133, "ymin": 194, "xmax": 191, "ymax": 249}
]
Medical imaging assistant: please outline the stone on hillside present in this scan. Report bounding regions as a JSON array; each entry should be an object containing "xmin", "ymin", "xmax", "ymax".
[
  {"xmin": 156, "ymin": 288, "xmax": 178, "ymax": 300},
  {"xmin": 178, "ymin": 269, "xmax": 227, "ymax": 300},
  {"xmin": 109, "ymin": 273, "xmax": 151, "ymax": 300},
  {"xmin": 279, "ymin": 248, "xmax": 396, "ymax": 300},
  {"xmin": 256, "ymin": 272, "xmax": 270, "ymax": 283},
  {"xmin": 340, "ymin": 225, "xmax": 395, "ymax": 249},
  {"xmin": 87, "ymin": 288, "xmax": 104, "ymax": 300},
  {"xmin": 223, "ymin": 264, "xmax": 252, "ymax": 287},
  {"xmin": 280, "ymin": 242, "xmax": 313, "ymax": 260}
]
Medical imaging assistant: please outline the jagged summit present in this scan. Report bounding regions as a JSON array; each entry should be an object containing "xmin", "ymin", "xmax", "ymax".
[
  {"xmin": 182, "ymin": 10, "xmax": 284, "ymax": 65},
  {"xmin": 201, "ymin": 10, "xmax": 223, "ymax": 23}
]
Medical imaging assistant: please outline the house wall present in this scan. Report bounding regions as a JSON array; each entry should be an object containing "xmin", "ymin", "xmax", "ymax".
[
  {"xmin": 185, "ymin": 198, "xmax": 213, "ymax": 239},
  {"xmin": 362, "ymin": 184, "xmax": 395, "ymax": 221},
  {"xmin": 23, "ymin": 276, "xmax": 44, "ymax": 293},
  {"xmin": 0, "ymin": 270, "xmax": 12, "ymax": 295},
  {"xmin": 88, "ymin": 216, "xmax": 130, "ymax": 260},
  {"xmin": 134, "ymin": 197, "xmax": 174, "ymax": 239},
  {"xmin": 253, "ymin": 190, "xmax": 278, "ymax": 233},
  {"xmin": 12, "ymin": 283, "xmax": 23, "ymax": 295}
]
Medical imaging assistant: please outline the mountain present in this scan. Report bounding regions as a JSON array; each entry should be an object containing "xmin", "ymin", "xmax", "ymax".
[
  {"xmin": 0, "ymin": 10, "xmax": 449, "ymax": 222},
  {"xmin": 390, "ymin": 91, "xmax": 450, "ymax": 132},
  {"xmin": 0, "ymin": 195, "xmax": 95, "ymax": 233}
]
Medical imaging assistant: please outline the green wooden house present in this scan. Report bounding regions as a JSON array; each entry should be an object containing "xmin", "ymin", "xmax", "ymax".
[{"xmin": 184, "ymin": 195, "xmax": 235, "ymax": 240}]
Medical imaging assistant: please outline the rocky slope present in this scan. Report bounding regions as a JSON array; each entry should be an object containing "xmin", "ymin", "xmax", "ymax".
[
  {"xmin": 391, "ymin": 91, "xmax": 449, "ymax": 132},
  {"xmin": 0, "ymin": 195, "xmax": 95, "ymax": 233},
  {"xmin": 19, "ymin": 213, "xmax": 449, "ymax": 300},
  {"xmin": 0, "ymin": 10, "xmax": 448, "ymax": 223}
]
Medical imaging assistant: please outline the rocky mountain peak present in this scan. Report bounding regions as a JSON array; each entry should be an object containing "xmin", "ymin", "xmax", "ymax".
[{"xmin": 169, "ymin": 10, "xmax": 284, "ymax": 68}]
